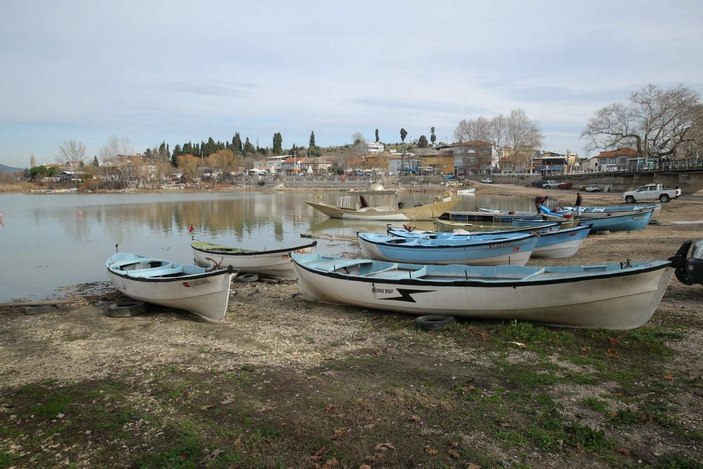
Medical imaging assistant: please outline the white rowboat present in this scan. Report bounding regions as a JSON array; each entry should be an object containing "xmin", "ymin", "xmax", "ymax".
[{"xmin": 106, "ymin": 251, "xmax": 235, "ymax": 322}]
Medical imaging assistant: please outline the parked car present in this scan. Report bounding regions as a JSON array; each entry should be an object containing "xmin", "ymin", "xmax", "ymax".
[
  {"xmin": 531, "ymin": 180, "xmax": 549, "ymax": 188},
  {"xmin": 622, "ymin": 183, "xmax": 681, "ymax": 203},
  {"xmin": 543, "ymin": 180, "xmax": 561, "ymax": 189},
  {"xmin": 481, "ymin": 177, "xmax": 494, "ymax": 184},
  {"xmin": 585, "ymin": 184, "xmax": 601, "ymax": 192}
]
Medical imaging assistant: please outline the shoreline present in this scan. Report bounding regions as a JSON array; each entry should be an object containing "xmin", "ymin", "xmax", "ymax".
[{"xmin": 1, "ymin": 182, "xmax": 702, "ymax": 467}]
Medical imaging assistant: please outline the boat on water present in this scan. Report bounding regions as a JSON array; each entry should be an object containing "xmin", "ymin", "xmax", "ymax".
[
  {"xmin": 191, "ymin": 240, "xmax": 317, "ymax": 280},
  {"xmin": 291, "ymin": 242, "xmax": 691, "ymax": 330},
  {"xmin": 540, "ymin": 206, "xmax": 654, "ymax": 232},
  {"xmin": 357, "ymin": 231, "xmax": 537, "ymax": 266},
  {"xmin": 457, "ymin": 188, "xmax": 476, "ymax": 196},
  {"xmin": 388, "ymin": 223, "xmax": 591, "ymax": 259},
  {"xmin": 106, "ymin": 250, "xmax": 235, "ymax": 322},
  {"xmin": 306, "ymin": 193, "xmax": 461, "ymax": 221}
]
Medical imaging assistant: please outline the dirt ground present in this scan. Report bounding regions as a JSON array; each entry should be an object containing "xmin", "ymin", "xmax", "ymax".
[{"xmin": 1, "ymin": 182, "xmax": 702, "ymax": 468}]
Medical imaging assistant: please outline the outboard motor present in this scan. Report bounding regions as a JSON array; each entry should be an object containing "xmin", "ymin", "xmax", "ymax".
[
  {"xmin": 679, "ymin": 240, "xmax": 703, "ymax": 285},
  {"xmin": 671, "ymin": 240, "xmax": 697, "ymax": 285}
]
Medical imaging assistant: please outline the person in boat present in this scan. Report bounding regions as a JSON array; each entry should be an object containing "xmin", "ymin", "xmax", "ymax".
[
  {"xmin": 534, "ymin": 195, "xmax": 548, "ymax": 213},
  {"xmin": 397, "ymin": 201, "xmax": 405, "ymax": 209},
  {"xmin": 575, "ymin": 192, "xmax": 583, "ymax": 216}
]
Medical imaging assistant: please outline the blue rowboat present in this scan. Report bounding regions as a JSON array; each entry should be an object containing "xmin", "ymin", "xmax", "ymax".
[
  {"xmin": 540, "ymin": 206, "xmax": 654, "ymax": 232},
  {"xmin": 387, "ymin": 224, "xmax": 591, "ymax": 259},
  {"xmin": 357, "ymin": 231, "xmax": 537, "ymax": 266}
]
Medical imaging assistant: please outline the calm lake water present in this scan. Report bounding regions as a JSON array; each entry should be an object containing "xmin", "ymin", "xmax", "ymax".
[{"xmin": 0, "ymin": 190, "xmax": 533, "ymax": 302}]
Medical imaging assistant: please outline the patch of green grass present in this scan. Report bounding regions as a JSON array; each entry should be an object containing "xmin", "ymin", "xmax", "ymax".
[
  {"xmin": 564, "ymin": 423, "xmax": 613, "ymax": 452},
  {"xmin": 583, "ymin": 397, "xmax": 609, "ymax": 413},
  {"xmin": 0, "ymin": 451, "xmax": 21, "ymax": 467}
]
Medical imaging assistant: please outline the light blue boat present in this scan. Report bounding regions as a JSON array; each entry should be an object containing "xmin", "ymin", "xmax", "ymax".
[
  {"xmin": 387, "ymin": 224, "xmax": 591, "ymax": 259},
  {"xmin": 540, "ymin": 206, "xmax": 654, "ymax": 233},
  {"xmin": 357, "ymin": 231, "xmax": 537, "ymax": 266}
]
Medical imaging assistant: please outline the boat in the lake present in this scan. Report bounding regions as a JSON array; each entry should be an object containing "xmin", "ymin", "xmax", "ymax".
[
  {"xmin": 357, "ymin": 231, "xmax": 537, "ymax": 266},
  {"xmin": 291, "ymin": 242, "xmax": 691, "ymax": 330},
  {"xmin": 306, "ymin": 192, "xmax": 461, "ymax": 221},
  {"xmin": 387, "ymin": 223, "xmax": 591, "ymax": 259},
  {"xmin": 191, "ymin": 240, "xmax": 317, "ymax": 279},
  {"xmin": 106, "ymin": 250, "xmax": 235, "ymax": 322},
  {"xmin": 457, "ymin": 188, "xmax": 476, "ymax": 196}
]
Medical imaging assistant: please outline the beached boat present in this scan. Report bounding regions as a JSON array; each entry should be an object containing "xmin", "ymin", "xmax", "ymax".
[
  {"xmin": 551, "ymin": 203, "xmax": 662, "ymax": 219},
  {"xmin": 440, "ymin": 210, "xmax": 543, "ymax": 224},
  {"xmin": 191, "ymin": 240, "xmax": 317, "ymax": 279},
  {"xmin": 106, "ymin": 250, "xmax": 235, "ymax": 322},
  {"xmin": 540, "ymin": 206, "xmax": 655, "ymax": 232},
  {"xmin": 291, "ymin": 242, "xmax": 691, "ymax": 330},
  {"xmin": 388, "ymin": 224, "xmax": 590, "ymax": 259},
  {"xmin": 357, "ymin": 231, "xmax": 537, "ymax": 266}
]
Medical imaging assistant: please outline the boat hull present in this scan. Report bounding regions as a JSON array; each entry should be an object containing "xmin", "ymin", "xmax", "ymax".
[
  {"xmin": 192, "ymin": 240, "xmax": 317, "ymax": 279},
  {"xmin": 357, "ymin": 232, "xmax": 536, "ymax": 266},
  {"xmin": 106, "ymin": 252, "xmax": 234, "ymax": 322},
  {"xmin": 292, "ymin": 254, "xmax": 676, "ymax": 330},
  {"xmin": 306, "ymin": 198, "xmax": 461, "ymax": 221}
]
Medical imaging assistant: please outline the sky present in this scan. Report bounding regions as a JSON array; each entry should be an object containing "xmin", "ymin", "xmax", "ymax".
[{"xmin": 2, "ymin": 0, "xmax": 703, "ymax": 169}]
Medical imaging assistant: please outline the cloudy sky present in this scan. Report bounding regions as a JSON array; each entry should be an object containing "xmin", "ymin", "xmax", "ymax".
[{"xmin": 1, "ymin": 0, "xmax": 702, "ymax": 168}]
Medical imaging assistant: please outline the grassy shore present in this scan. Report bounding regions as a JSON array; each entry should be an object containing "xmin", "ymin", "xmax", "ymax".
[{"xmin": 1, "ymin": 182, "xmax": 702, "ymax": 468}]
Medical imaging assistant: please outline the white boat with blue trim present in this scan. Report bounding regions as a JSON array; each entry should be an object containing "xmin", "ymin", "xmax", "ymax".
[
  {"xmin": 106, "ymin": 250, "xmax": 235, "ymax": 322},
  {"xmin": 291, "ymin": 242, "xmax": 691, "ymax": 330}
]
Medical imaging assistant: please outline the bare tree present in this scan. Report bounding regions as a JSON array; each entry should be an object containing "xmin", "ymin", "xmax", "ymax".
[
  {"xmin": 504, "ymin": 109, "xmax": 542, "ymax": 155},
  {"xmin": 581, "ymin": 84, "xmax": 700, "ymax": 159},
  {"xmin": 56, "ymin": 140, "xmax": 87, "ymax": 167},
  {"xmin": 454, "ymin": 110, "xmax": 541, "ymax": 168},
  {"xmin": 454, "ymin": 116, "xmax": 494, "ymax": 143},
  {"xmin": 98, "ymin": 135, "xmax": 134, "ymax": 162}
]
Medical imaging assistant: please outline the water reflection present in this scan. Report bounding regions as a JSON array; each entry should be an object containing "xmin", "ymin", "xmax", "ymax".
[{"xmin": 0, "ymin": 190, "xmax": 532, "ymax": 302}]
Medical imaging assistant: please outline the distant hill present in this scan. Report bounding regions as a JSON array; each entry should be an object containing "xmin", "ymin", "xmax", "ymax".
[{"xmin": 0, "ymin": 163, "xmax": 24, "ymax": 173}]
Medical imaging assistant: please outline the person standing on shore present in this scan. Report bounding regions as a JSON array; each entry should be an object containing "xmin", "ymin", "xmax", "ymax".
[{"xmin": 575, "ymin": 192, "xmax": 583, "ymax": 216}]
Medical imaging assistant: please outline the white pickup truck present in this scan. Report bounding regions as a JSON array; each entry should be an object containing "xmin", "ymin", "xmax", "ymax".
[{"xmin": 622, "ymin": 183, "xmax": 681, "ymax": 203}]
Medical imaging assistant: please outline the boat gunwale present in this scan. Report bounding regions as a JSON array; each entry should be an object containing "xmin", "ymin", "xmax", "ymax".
[
  {"xmin": 292, "ymin": 255, "xmax": 674, "ymax": 288},
  {"xmin": 191, "ymin": 240, "xmax": 317, "ymax": 257}
]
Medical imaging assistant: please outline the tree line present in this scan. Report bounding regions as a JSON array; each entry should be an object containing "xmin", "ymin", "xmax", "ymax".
[{"xmin": 16, "ymin": 83, "xmax": 703, "ymax": 179}]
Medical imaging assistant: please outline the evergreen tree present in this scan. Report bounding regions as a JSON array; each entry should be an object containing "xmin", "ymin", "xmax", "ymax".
[
  {"xmin": 92, "ymin": 156, "xmax": 99, "ymax": 166},
  {"xmin": 430, "ymin": 127, "xmax": 436, "ymax": 146},
  {"xmin": 400, "ymin": 128, "xmax": 408, "ymax": 142},
  {"xmin": 418, "ymin": 135, "xmax": 429, "ymax": 148},
  {"xmin": 232, "ymin": 133, "xmax": 243, "ymax": 155},
  {"xmin": 243, "ymin": 138, "xmax": 255, "ymax": 154},
  {"xmin": 375, "ymin": 128, "xmax": 379, "ymax": 142},
  {"xmin": 273, "ymin": 132, "xmax": 283, "ymax": 155}
]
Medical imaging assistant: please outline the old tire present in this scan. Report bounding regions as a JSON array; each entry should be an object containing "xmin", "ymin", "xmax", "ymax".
[
  {"xmin": 625, "ymin": 195, "xmax": 635, "ymax": 203},
  {"xmin": 415, "ymin": 315, "xmax": 456, "ymax": 331},
  {"xmin": 236, "ymin": 273, "xmax": 259, "ymax": 283},
  {"xmin": 659, "ymin": 194, "xmax": 670, "ymax": 203},
  {"xmin": 105, "ymin": 299, "xmax": 147, "ymax": 318}
]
